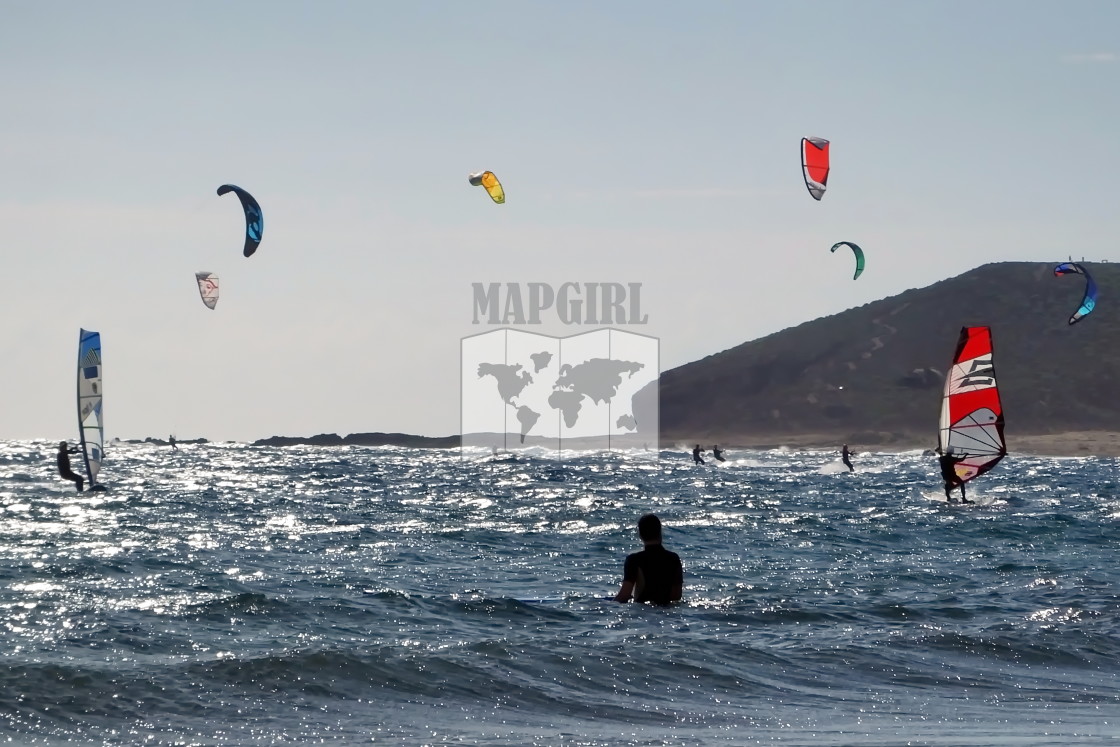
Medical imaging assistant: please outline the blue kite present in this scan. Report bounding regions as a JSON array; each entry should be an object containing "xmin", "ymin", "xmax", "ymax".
[
  {"xmin": 1054, "ymin": 262, "xmax": 1097, "ymax": 325},
  {"xmin": 217, "ymin": 184, "xmax": 264, "ymax": 257}
]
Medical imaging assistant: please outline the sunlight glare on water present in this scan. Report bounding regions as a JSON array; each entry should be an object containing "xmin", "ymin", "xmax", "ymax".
[{"xmin": 0, "ymin": 440, "xmax": 1117, "ymax": 745}]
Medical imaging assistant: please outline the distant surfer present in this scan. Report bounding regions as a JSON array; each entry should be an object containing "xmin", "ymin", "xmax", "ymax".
[
  {"xmin": 841, "ymin": 444, "xmax": 854, "ymax": 472},
  {"xmin": 712, "ymin": 445, "xmax": 725, "ymax": 462},
  {"xmin": 938, "ymin": 448, "xmax": 970, "ymax": 503},
  {"xmin": 692, "ymin": 444, "xmax": 705, "ymax": 465},
  {"xmin": 56, "ymin": 441, "xmax": 84, "ymax": 492},
  {"xmin": 615, "ymin": 513, "xmax": 683, "ymax": 606},
  {"xmin": 169, "ymin": 435, "xmax": 178, "ymax": 450}
]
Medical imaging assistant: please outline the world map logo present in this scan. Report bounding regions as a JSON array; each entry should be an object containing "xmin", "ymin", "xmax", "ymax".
[{"xmin": 461, "ymin": 329, "xmax": 659, "ymax": 458}]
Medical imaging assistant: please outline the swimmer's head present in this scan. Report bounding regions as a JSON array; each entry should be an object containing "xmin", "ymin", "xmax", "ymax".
[{"xmin": 637, "ymin": 513, "xmax": 662, "ymax": 542}]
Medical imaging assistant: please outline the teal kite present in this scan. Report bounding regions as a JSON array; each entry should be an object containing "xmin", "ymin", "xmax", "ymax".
[{"xmin": 831, "ymin": 241, "xmax": 865, "ymax": 280}]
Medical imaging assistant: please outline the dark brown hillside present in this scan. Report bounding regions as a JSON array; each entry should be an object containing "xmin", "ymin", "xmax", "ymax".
[{"xmin": 659, "ymin": 262, "xmax": 1119, "ymax": 447}]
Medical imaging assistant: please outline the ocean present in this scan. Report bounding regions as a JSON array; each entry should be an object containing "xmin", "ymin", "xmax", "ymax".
[{"xmin": 0, "ymin": 441, "xmax": 1117, "ymax": 745}]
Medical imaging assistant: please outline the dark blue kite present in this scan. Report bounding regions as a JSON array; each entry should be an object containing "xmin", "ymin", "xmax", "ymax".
[
  {"xmin": 217, "ymin": 184, "xmax": 263, "ymax": 257},
  {"xmin": 1054, "ymin": 262, "xmax": 1097, "ymax": 325}
]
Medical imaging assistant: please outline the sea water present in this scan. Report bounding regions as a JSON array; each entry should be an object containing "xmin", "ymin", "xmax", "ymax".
[{"xmin": 0, "ymin": 441, "xmax": 1117, "ymax": 745}]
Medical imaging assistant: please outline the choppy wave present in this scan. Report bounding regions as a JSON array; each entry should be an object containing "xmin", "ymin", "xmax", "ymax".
[{"xmin": 1, "ymin": 441, "xmax": 1118, "ymax": 745}]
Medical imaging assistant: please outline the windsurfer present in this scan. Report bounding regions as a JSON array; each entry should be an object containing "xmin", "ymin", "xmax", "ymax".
[
  {"xmin": 841, "ymin": 444, "xmax": 855, "ymax": 472},
  {"xmin": 692, "ymin": 444, "xmax": 705, "ymax": 465},
  {"xmin": 938, "ymin": 449, "xmax": 970, "ymax": 503},
  {"xmin": 712, "ymin": 445, "xmax": 725, "ymax": 462},
  {"xmin": 57, "ymin": 441, "xmax": 84, "ymax": 492}
]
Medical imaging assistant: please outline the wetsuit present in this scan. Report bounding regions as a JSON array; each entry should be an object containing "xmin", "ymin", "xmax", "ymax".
[
  {"xmin": 622, "ymin": 544, "xmax": 683, "ymax": 605},
  {"xmin": 58, "ymin": 448, "xmax": 84, "ymax": 492},
  {"xmin": 713, "ymin": 447, "xmax": 725, "ymax": 462},
  {"xmin": 939, "ymin": 455, "xmax": 968, "ymax": 502},
  {"xmin": 692, "ymin": 446, "xmax": 705, "ymax": 465},
  {"xmin": 841, "ymin": 446, "xmax": 854, "ymax": 472}
]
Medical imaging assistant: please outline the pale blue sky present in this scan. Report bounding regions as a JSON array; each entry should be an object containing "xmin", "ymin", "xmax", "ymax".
[{"xmin": 1, "ymin": 1, "xmax": 1116, "ymax": 441}]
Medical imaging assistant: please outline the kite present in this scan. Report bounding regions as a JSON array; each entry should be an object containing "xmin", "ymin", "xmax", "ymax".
[
  {"xmin": 830, "ymin": 242, "xmax": 865, "ymax": 280},
  {"xmin": 468, "ymin": 171, "xmax": 505, "ymax": 204},
  {"xmin": 1054, "ymin": 262, "xmax": 1097, "ymax": 325},
  {"xmin": 217, "ymin": 184, "xmax": 263, "ymax": 257},
  {"xmin": 801, "ymin": 137, "xmax": 830, "ymax": 201},
  {"xmin": 195, "ymin": 272, "xmax": 219, "ymax": 310}
]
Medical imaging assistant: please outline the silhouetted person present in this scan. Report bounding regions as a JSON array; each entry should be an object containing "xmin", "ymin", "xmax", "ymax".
[
  {"xmin": 939, "ymin": 449, "xmax": 970, "ymax": 503},
  {"xmin": 57, "ymin": 441, "xmax": 84, "ymax": 492},
  {"xmin": 615, "ymin": 514, "xmax": 683, "ymax": 605},
  {"xmin": 168, "ymin": 435, "xmax": 178, "ymax": 450},
  {"xmin": 692, "ymin": 444, "xmax": 705, "ymax": 465},
  {"xmin": 712, "ymin": 445, "xmax": 725, "ymax": 462},
  {"xmin": 841, "ymin": 444, "xmax": 854, "ymax": 472}
]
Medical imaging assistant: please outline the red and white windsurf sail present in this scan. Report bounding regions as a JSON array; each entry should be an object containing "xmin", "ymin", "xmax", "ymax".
[
  {"xmin": 938, "ymin": 326, "xmax": 1006, "ymax": 483},
  {"xmin": 801, "ymin": 137, "xmax": 830, "ymax": 200}
]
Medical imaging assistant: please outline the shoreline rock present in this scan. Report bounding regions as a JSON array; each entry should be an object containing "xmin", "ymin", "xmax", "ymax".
[
  {"xmin": 240, "ymin": 429, "xmax": 1120, "ymax": 457},
  {"xmin": 125, "ymin": 437, "xmax": 209, "ymax": 446},
  {"xmin": 251, "ymin": 432, "xmax": 461, "ymax": 448}
]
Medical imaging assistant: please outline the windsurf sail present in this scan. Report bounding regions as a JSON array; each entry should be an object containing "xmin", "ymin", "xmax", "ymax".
[
  {"xmin": 937, "ymin": 326, "xmax": 1006, "ymax": 484},
  {"xmin": 195, "ymin": 272, "xmax": 219, "ymax": 310},
  {"xmin": 801, "ymin": 137, "xmax": 830, "ymax": 200},
  {"xmin": 77, "ymin": 329, "xmax": 104, "ymax": 488},
  {"xmin": 1053, "ymin": 262, "xmax": 1097, "ymax": 325}
]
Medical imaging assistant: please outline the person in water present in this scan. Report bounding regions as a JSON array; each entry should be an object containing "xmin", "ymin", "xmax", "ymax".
[
  {"xmin": 56, "ymin": 441, "xmax": 84, "ymax": 492},
  {"xmin": 168, "ymin": 435, "xmax": 177, "ymax": 450},
  {"xmin": 692, "ymin": 444, "xmax": 705, "ymax": 464},
  {"xmin": 938, "ymin": 448, "xmax": 970, "ymax": 503},
  {"xmin": 712, "ymin": 445, "xmax": 725, "ymax": 462},
  {"xmin": 615, "ymin": 513, "xmax": 683, "ymax": 606},
  {"xmin": 841, "ymin": 444, "xmax": 855, "ymax": 472}
]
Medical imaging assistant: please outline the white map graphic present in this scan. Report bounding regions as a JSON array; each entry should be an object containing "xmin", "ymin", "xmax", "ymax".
[{"xmin": 461, "ymin": 329, "xmax": 659, "ymax": 457}]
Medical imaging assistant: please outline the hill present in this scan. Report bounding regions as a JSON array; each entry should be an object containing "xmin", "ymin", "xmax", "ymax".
[{"xmin": 659, "ymin": 261, "xmax": 1119, "ymax": 453}]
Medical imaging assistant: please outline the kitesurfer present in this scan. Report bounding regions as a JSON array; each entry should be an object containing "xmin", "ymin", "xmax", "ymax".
[
  {"xmin": 712, "ymin": 445, "xmax": 725, "ymax": 462},
  {"xmin": 168, "ymin": 435, "xmax": 177, "ymax": 450},
  {"xmin": 841, "ymin": 444, "xmax": 855, "ymax": 472},
  {"xmin": 56, "ymin": 441, "xmax": 84, "ymax": 492},
  {"xmin": 615, "ymin": 513, "xmax": 683, "ymax": 605},
  {"xmin": 938, "ymin": 449, "xmax": 970, "ymax": 503},
  {"xmin": 692, "ymin": 444, "xmax": 705, "ymax": 465}
]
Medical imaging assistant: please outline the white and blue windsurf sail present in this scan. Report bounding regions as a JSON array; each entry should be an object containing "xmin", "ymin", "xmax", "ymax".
[{"xmin": 77, "ymin": 329, "xmax": 104, "ymax": 487}]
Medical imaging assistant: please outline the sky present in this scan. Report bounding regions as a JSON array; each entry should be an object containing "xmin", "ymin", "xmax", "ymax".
[{"xmin": 1, "ymin": 1, "xmax": 1117, "ymax": 442}]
